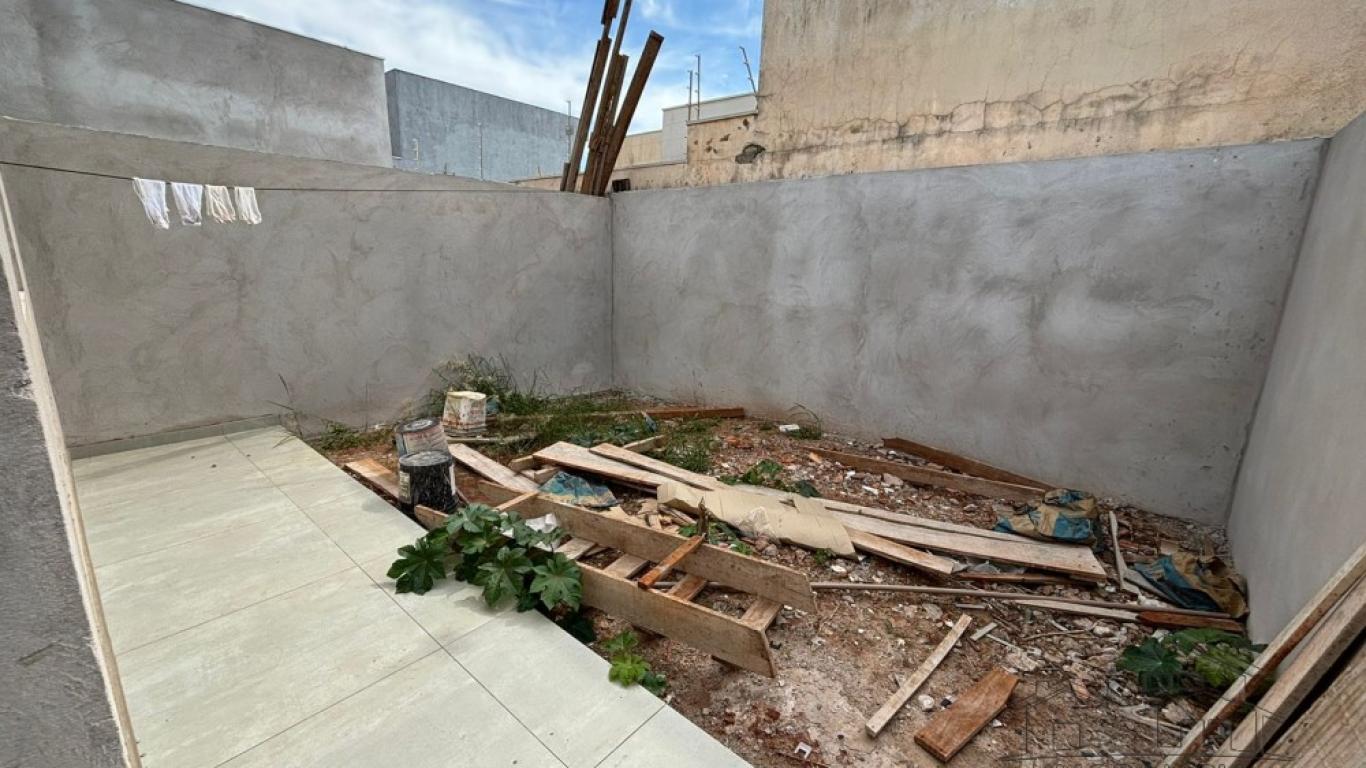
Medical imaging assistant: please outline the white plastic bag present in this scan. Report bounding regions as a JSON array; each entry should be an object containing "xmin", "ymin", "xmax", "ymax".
[
  {"xmin": 233, "ymin": 186, "xmax": 262, "ymax": 225},
  {"xmin": 132, "ymin": 178, "xmax": 169, "ymax": 229},
  {"xmin": 205, "ymin": 185, "xmax": 236, "ymax": 223},
  {"xmin": 170, "ymin": 182, "xmax": 203, "ymax": 226}
]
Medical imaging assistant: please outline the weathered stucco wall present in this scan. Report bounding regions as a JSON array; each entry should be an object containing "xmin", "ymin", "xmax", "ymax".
[
  {"xmin": 684, "ymin": 0, "xmax": 1366, "ymax": 185},
  {"xmin": 1229, "ymin": 112, "xmax": 1366, "ymax": 641},
  {"xmin": 0, "ymin": 175, "xmax": 137, "ymax": 766},
  {"xmin": 0, "ymin": 0, "xmax": 392, "ymax": 165},
  {"xmin": 2, "ymin": 122, "xmax": 611, "ymax": 445},
  {"xmin": 613, "ymin": 140, "xmax": 1323, "ymax": 524}
]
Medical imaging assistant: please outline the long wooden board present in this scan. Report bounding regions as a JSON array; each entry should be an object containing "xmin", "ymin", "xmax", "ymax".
[
  {"xmin": 534, "ymin": 441, "xmax": 673, "ymax": 490},
  {"xmin": 1163, "ymin": 540, "xmax": 1366, "ymax": 767},
  {"xmin": 581, "ymin": 565, "xmax": 776, "ymax": 676},
  {"xmin": 833, "ymin": 512, "xmax": 1108, "ymax": 582},
  {"xmin": 1213, "ymin": 573, "xmax": 1366, "ymax": 767},
  {"xmin": 1260, "ymin": 642, "xmax": 1366, "ymax": 767},
  {"xmin": 866, "ymin": 615, "xmax": 972, "ymax": 737},
  {"xmin": 343, "ymin": 458, "xmax": 403, "ymax": 502},
  {"xmin": 447, "ymin": 443, "xmax": 540, "ymax": 492},
  {"xmin": 590, "ymin": 442, "xmax": 724, "ymax": 490},
  {"xmin": 882, "ymin": 436, "xmax": 1049, "ymax": 489},
  {"xmin": 814, "ymin": 448, "xmax": 1046, "ymax": 504},
  {"xmin": 846, "ymin": 528, "xmax": 957, "ymax": 577},
  {"xmin": 914, "ymin": 667, "xmax": 1018, "ymax": 761},
  {"xmin": 476, "ymin": 479, "xmax": 815, "ymax": 610}
]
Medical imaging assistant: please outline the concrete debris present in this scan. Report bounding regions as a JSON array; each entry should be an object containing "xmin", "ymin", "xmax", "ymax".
[{"xmin": 918, "ymin": 694, "xmax": 936, "ymax": 711}]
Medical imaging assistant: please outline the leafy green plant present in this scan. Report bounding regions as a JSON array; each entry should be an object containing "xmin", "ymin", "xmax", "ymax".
[
  {"xmin": 1118, "ymin": 628, "xmax": 1262, "ymax": 698},
  {"xmin": 678, "ymin": 519, "xmax": 753, "ymax": 555},
  {"xmin": 388, "ymin": 503, "xmax": 582, "ymax": 615},
  {"xmin": 602, "ymin": 630, "xmax": 668, "ymax": 695},
  {"xmin": 812, "ymin": 548, "xmax": 833, "ymax": 566}
]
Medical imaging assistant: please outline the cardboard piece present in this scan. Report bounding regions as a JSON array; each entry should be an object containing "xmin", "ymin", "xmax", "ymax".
[{"xmin": 659, "ymin": 482, "xmax": 855, "ymax": 556}]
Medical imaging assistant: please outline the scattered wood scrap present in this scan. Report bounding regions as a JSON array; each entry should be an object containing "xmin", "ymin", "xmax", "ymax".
[
  {"xmin": 866, "ymin": 615, "xmax": 973, "ymax": 737},
  {"xmin": 1162, "ymin": 540, "xmax": 1366, "ymax": 767},
  {"xmin": 447, "ymin": 443, "xmax": 540, "ymax": 492},
  {"xmin": 813, "ymin": 447, "xmax": 1046, "ymax": 504},
  {"xmin": 914, "ymin": 667, "xmax": 1018, "ymax": 762},
  {"xmin": 845, "ymin": 528, "xmax": 957, "ymax": 578},
  {"xmin": 534, "ymin": 441, "xmax": 672, "ymax": 491},
  {"xmin": 343, "ymin": 458, "xmax": 402, "ymax": 503},
  {"xmin": 881, "ymin": 436, "xmax": 1050, "ymax": 489}
]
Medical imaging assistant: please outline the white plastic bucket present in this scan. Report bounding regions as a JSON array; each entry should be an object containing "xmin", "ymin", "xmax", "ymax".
[{"xmin": 442, "ymin": 390, "xmax": 487, "ymax": 436}]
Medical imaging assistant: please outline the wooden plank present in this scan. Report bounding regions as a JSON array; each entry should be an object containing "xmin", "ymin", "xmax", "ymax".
[
  {"xmin": 581, "ymin": 51, "xmax": 627, "ymax": 193},
  {"xmin": 882, "ymin": 436, "xmax": 1050, "ymax": 489},
  {"xmin": 956, "ymin": 572, "xmax": 1078, "ymax": 586},
  {"xmin": 447, "ymin": 443, "xmax": 540, "ymax": 492},
  {"xmin": 668, "ymin": 574, "xmax": 707, "ymax": 601},
  {"xmin": 1137, "ymin": 611, "xmax": 1246, "ymax": 633},
  {"xmin": 914, "ymin": 667, "xmax": 1019, "ymax": 761},
  {"xmin": 605, "ymin": 554, "xmax": 649, "ymax": 579},
  {"xmin": 833, "ymin": 512, "xmax": 1108, "ymax": 582},
  {"xmin": 638, "ymin": 534, "xmax": 705, "ymax": 589},
  {"xmin": 476, "ymin": 479, "xmax": 815, "ymax": 610},
  {"xmin": 620, "ymin": 434, "xmax": 667, "ymax": 453},
  {"xmin": 866, "ymin": 615, "xmax": 973, "ymax": 737},
  {"xmin": 591, "ymin": 442, "xmax": 723, "ymax": 490},
  {"xmin": 557, "ymin": 537, "xmax": 598, "ymax": 561},
  {"xmin": 814, "ymin": 448, "xmax": 1045, "ymax": 504},
  {"xmin": 741, "ymin": 598, "xmax": 783, "ymax": 631},
  {"xmin": 593, "ymin": 31, "xmax": 664, "ymax": 196},
  {"xmin": 846, "ymin": 528, "xmax": 957, "ymax": 577},
  {"xmin": 343, "ymin": 458, "xmax": 402, "ymax": 502},
  {"xmin": 507, "ymin": 455, "xmax": 538, "ymax": 472},
  {"xmin": 534, "ymin": 441, "xmax": 674, "ymax": 490},
  {"xmin": 1214, "ymin": 574, "xmax": 1366, "ymax": 767},
  {"xmin": 524, "ymin": 466, "xmax": 559, "ymax": 485},
  {"xmin": 642, "ymin": 406, "xmax": 744, "ymax": 420},
  {"xmin": 413, "ymin": 504, "xmax": 448, "ymax": 531},
  {"xmin": 808, "ymin": 582, "xmax": 1233, "ymax": 618},
  {"xmin": 580, "ymin": 564, "xmax": 776, "ymax": 676},
  {"xmin": 561, "ymin": 1, "xmax": 616, "ymax": 192},
  {"xmin": 1016, "ymin": 599, "xmax": 1138, "ymax": 622},
  {"xmin": 1259, "ymin": 642, "xmax": 1366, "ymax": 767},
  {"xmin": 1163, "ymin": 540, "xmax": 1366, "ymax": 767}
]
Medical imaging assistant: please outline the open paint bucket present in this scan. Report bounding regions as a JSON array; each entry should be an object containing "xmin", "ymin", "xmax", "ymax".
[
  {"xmin": 395, "ymin": 417, "xmax": 446, "ymax": 457},
  {"xmin": 442, "ymin": 390, "xmax": 487, "ymax": 437}
]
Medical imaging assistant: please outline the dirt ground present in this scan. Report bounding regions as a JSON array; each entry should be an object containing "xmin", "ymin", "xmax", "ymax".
[{"xmin": 322, "ymin": 409, "xmax": 1234, "ymax": 767}]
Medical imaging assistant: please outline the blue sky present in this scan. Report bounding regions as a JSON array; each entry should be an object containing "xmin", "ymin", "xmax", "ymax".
[{"xmin": 187, "ymin": 0, "xmax": 762, "ymax": 133}]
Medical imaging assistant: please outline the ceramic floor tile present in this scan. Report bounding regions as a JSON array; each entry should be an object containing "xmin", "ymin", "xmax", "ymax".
[
  {"xmin": 221, "ymin": 650, "xmax": 566, "ymax": 768},
  {"xmin": 118, "ymin": 568, "xmax": 437, "ymax": 768},
  {"xmin": 301, "ymin": 486, "xmax": 423, "ymax": 564},
  {"xmin": 358, "ymin": 555, "xmax": 507, "ymax": 645},
  {"xmin": 596, "ymin": 706, "xmax": 749, "ymax": 767},
  {"xmin": 74, "ymin": 438, "xmax": 265, "ymax": 510},
  {"xmin": 228, "ymin": 428, "xmax": 343, "ymax": 477},
  {"xmin": 96, "ymin": 509, "xmax": 354, "ymax": 651},
  {"xmin": 447, "ymin": 609, "xmax": 663, "ymax": 767}
]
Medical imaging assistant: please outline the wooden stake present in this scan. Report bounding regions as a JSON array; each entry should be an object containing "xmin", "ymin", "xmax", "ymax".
[
  {"xmin": 866, "ymin": 615, "xmax": 972, "ymax": 737},
  {"xmin": 593, "ymin": 31, "xmax": 663, "ymax": 196},
  {"xmin": 562, "ymin": 26, "xmax": 612, "ymax": 192}
]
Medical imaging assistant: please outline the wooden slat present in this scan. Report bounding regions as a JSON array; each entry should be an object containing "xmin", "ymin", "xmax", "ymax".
[
  {"xmin": 914, "ymin": 667, "xmax": 1019, "ymax": 761},
  {"xmin": 1016, "ymin": 599, "xmax": 1138, "ymax": 622},
  {"xmin": 882, "ymin": 436, "xmax": 1050, "ymax": 489},
  {"xmin": 833, "ymin": 512, "xmax": 1108, "ymax": 582},
  {"xmin": 638, "ymin": 534, "xmax": 705, "ymax": 589},
  {"xmin": 1213, "ymin": 574, "xmax": 1366, "ymax": 767},
  {"xmin": 591, "ymin": 442, "xmax": 723, "ymax": 490},
  {"xmin": 1137, "ymin": 611, "xmax": 1247, "ymax": 633},
  {"xmin": 534, "ymin": 441, "xmax": 674, "ymax": 490},
  {"xmin": 557, "ymin": 537, "xmax": 598, "ymax": 561},
  {"xmin": 866, "ymin": 615, "xmax": 973, "ymax": 737},
  {"xmin": 814, "ymin": 448, "xmax": 1046, "ymax": 504},
  {"xmin": 1258, "ymin": 642, "xmax": 1366, "ymax": 767},
  {"xmin": 741, "ymin": 598, "xmax": 783, "ymax": 631},
  {"xmin": 447, "ymin": 443, "xmax": 540, "ymax": 492},
  {"xmin": 1163, "ymin": 541, "xmax": 1366, "ymax": 767},
  {"xmin": 846, "ymin": 528, "xmax": 957, "ymax": 577},
  {"xmin": 668, "ymin": 574, "xmax": 707, "ymax": 601},
  {"xmin": 476, "ymin": 479, "xmax": 815, "ymax": 610},
  {"xmin": 620, "ymin": 434, "xmax": 667, "ymax": 453},
  {"xmin": 343, "ymin": 458, "xmax": 402, "ymax": 502},
  {"xmin": 580, "ymin": 564, "xmax": 776, "ymax": 676},
  {"xmin": 605, "ymin": 554, "xmax": 649, "ymax": 579}
]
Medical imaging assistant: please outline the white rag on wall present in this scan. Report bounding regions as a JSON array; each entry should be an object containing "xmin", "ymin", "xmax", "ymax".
[
  {"xmin": 132, "ymin": 178, "xmax": 169, "ymax": 229},
  {"xmin": 233, "ymin": 186, "xmax": 262, "ymax": 225},
  {"xmin": 205, "ymin": 185, "xmax": 236, "ymax": 223},
  {"xmin": 170, "ymin": 182, "xmax": 203, "ymax": 226}
]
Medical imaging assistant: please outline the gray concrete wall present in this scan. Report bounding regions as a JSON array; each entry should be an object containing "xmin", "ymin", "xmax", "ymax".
[
  {"xmin": 0, "ymin": 0, "xmax": 392, "ymax": 165},
  {"xmin": 0, "ymin": 173, "xmax": 137, "ymax": 765},
  {"xmin": 612, "ymin": 141, "xmax": 1324, "ymax": 524},
  {"xmin": 2, "ymin": 121, "xmax": 611, "ymax": 445},
  {"xmin": 387, "ymin": 70, "xmax": 575, "ymax": 182},
  {"xmin": 1229, "ymin": 113, "xmax": 1366, "ymax": 641}
]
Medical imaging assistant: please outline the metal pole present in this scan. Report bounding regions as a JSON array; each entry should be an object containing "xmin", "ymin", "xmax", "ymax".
[
  {"xmin": 478, "ymin": 122, "xmax": 485, "ymax": 180},
  {"xmin": 740, "ymin": 45, "xmax": 757, "ymax": 94}
]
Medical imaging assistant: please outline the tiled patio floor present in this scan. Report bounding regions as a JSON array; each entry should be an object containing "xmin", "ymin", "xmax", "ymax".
[{"xmin": 75, "ymin": 426, "xmax": 748, "ymax": 768}]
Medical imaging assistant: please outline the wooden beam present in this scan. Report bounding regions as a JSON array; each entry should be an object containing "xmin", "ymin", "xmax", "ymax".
[
  {"xmin": 814, "ymin": 448, "xmax": 1045, "ymax": 504},
  {"xmin": 1211, "ymin": 573, "xmax": 1366, "ymax": 767},
  {"xmin": 833, "ymin": 511, "xmax": 1108, "ymax": 582},
  {"xmin": 580, "ymin": 564, "xmax": 776, "ymax": 676},
  {"xmin": 1261, "ymin": 641, "xmax": 1366, "ymax": 767},
  {"xmin": 914, "ymin": 667, "xmax": 1018, "ymax": 761},
  {"xmin": 882, "ymin": 436, "xmax": 1050, "ymax": 489},
  {"xmin": 477, "ymin": 479, "xmax": 815, "ymax": 610},
  {"xmin": 561, "ymin": 0, "xmax": 616, "ymax": 192},
  {"xmin": 1136, "ymin": 611, "xmax": 1247, "ymax": 634},
  {"xmin": 1162, "ymin": 540, "xmax": 1366, "ymax": 767},
  {"xmin": 638, "ymin": 534, "xmax": 705, "ymax": 589},
  {"xmin": 448, "ymin": 443, "xmax": 540, "ymax": 492},
  {"xmin": 809, "ymin": 582, "xmax": 1233, "ymax": 619},
  {"xmin": 535, "ymin": 441, "xmax": 674, "ymax": 490},
  {"xmin": 846, "ymin": 528, "xmax": 957, "ymax": 577},
  {"xmin": 591, "ymin": 442, "xmax": 723, "ymax": 490},
  {"xmin": 593, "ymin": 31, "xmax": 663, "ymax": 196},
  {"xmin": 581, "ymin": 52, "xmax": 627, "ymax": 193},
  {"xmin": 866, "ymin": 615, "xmax": 972, "ymax": 737}
]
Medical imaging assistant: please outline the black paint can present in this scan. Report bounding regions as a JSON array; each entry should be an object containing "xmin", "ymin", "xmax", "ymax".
[{"xmin": 398, "ymin": 450, "xmax": 456, "ymax": 512}]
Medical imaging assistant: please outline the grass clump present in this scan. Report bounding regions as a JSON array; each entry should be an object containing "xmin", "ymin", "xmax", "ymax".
[
  {"xmin": 786, "ymin": 404, "xmax": 824, "ymax": 439},
  {"xmin": 423, "ymin": 355, "xmax": 550, "ymax": 418},
  {"xmin": 602, "ymin": 630, "xmax": 667, "ymax": 695},
  {"xmin": 311, "ymin": 421, "xmax": 390, "ymax": 452},
  {"xmin": 720, "ymin": 459, "xmax": 820, "ymax": 497}
]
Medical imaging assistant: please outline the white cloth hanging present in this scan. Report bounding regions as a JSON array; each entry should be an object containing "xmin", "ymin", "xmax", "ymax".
[
  {"xmin": 170, "ymin": 182, "xmax": 203, "ymax": 226},
  {"xmin": 132, "ymin": 178, "xmax": 170, "ymax": 229},
  {"xmin": 233, "ymin": 186, "xmax": 262, "ymax": 225},
  {"xmin": 205, "ymin": 185, "xmax": 236, "ymax": 223}
]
